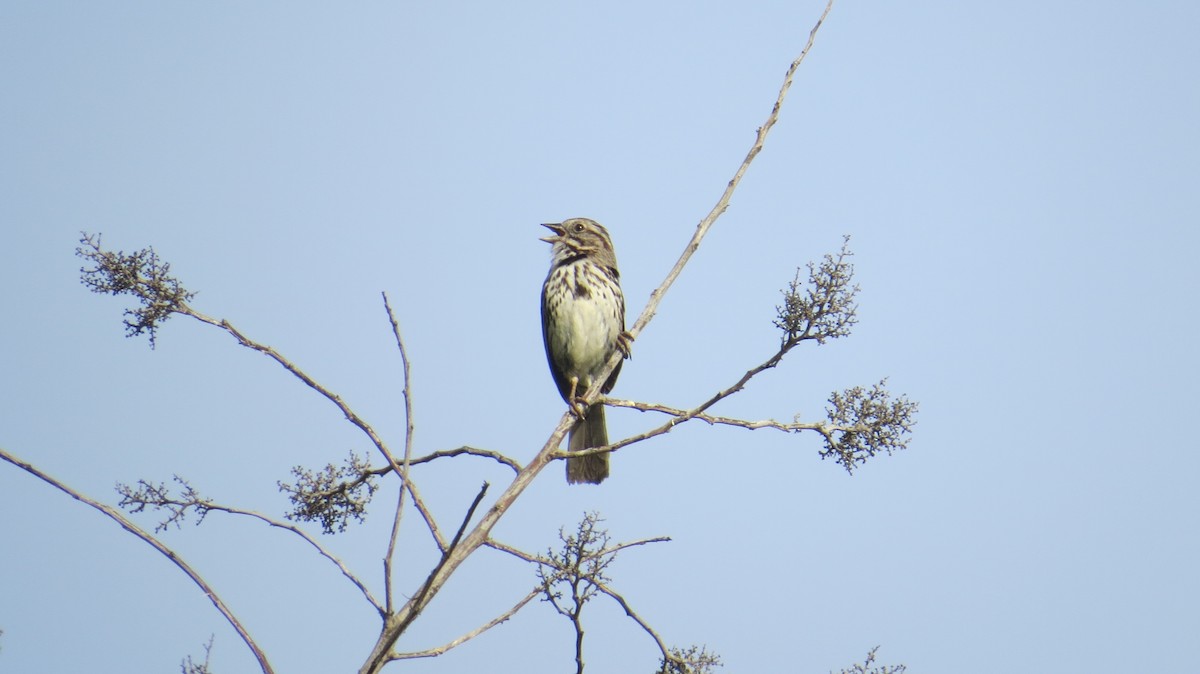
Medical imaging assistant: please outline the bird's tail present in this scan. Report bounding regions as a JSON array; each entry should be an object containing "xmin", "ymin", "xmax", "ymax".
[{"xmin": 566, "ymin": 404, "xmax": 610, "ymax": 484}]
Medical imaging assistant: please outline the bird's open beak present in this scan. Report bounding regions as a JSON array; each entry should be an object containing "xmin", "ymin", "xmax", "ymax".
[{"xmin": 539, "ymin": 222, "xmax": 564, "ymax": 244}]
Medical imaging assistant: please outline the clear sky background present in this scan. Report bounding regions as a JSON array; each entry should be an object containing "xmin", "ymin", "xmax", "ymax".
[{"xmin": 2, "ymin": 1, "xmax": 1198, "ymax": 672}]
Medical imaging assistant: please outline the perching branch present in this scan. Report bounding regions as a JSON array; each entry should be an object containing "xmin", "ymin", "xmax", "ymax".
[
  {"xmin": 603, "ymin": 398, "xmax": 862, "ymax": 434},
  {"xmin": 572, "ymin": 0, "xmax": 836, "ymax": 413},
  {"xmin": 357, "ymin": 7, "xmax": 838, "ymax": 671},
  {"xmin": 0, "ymin": 448, "xmax": 275, "ymax": 674},
  {"xmin": 561, "ymin": 235, "xmax": 914, "ymax": 474},
  {"xmin": 604, "ymin": 388, "xmax": 916, "ymax": 475},
  {"xmin": 625, "ymin": 237, "xmax": 857, "ymax": 446}
]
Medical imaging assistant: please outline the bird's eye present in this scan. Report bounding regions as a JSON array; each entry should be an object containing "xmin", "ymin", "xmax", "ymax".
[{"xmin": 573, "ymin": 223, "xmax": 585, "ymax": 233}]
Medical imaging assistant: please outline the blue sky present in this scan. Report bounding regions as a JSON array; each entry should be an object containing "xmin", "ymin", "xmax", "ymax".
[{"xmin": 2, "ymin": 1, "xmax": 1198, "ymax": 672}]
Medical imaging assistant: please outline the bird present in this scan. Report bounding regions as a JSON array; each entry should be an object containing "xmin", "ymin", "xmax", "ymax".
[{"xmin": 540, "ymin": 218, "xmax": 630, "ymax": 484}]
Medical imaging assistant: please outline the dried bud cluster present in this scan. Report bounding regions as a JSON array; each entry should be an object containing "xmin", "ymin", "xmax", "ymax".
[
  {"xmin": 117, "ymin": 476, "xmax": 212, "ymax": 532},
  {"xmin": 278, "ymin": 451, "xmax": 378, "ymax": 534},
  {"xmin": 823, "ymin": 379, "xmax": 918, "ymax": 472},
  {"xmin": 538, "ymin": 511, "xmax": 613, "ymax": 610},
  {"xmin": 76, "ymin": 233, "xmax": 195, "ymax": 348},
  {"xmin": 774, "ymin": 235, "xmax": 859, "ymax": 346},
  {"xmin": 660, "ymin": 645, "xmax": 723, "ymax": 674}
]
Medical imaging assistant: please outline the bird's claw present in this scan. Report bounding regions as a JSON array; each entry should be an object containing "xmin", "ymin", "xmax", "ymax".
[{"xmin": 617, "ymin": 331, "xmax": 633, "ymax": 358}]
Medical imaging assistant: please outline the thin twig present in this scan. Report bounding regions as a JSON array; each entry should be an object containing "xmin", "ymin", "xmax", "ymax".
[
  {"xmin": 407, "ymin": 447, "xmax": 522, "ymax": 473},
  {"xmin": 179, "ymin": 305, "xmax": 448, "ymax": 553},
  {"xmin": 483, "ymin": 538, "xmax": 541, "ymax": 564},
  {"xmin": 180, "ymin": 307, "xmax": 395, "ymax": 463},
  {"xmin": 604, "ymin": 398, "xmax": 861, "ymax": 435},
  {"xmin": 181, "ymin": 500, "xmax": 384, "ymax": 616},
  {"xmin": 0, "ymin": 448, "xmax": 275, "ymax": 674},
  {"xmin": 389, "ymin": 482, "xmax": 491, "ymax": 643},
  {"xmin": 485, "ymin": 536, "xmax": 672, "ymax": 567},
  {"xmin": 561, "ymin": 398, "xmax": 869, "ymax": 460},
  {"xmin": 357, "ymin": 446, "xmax": 522, "ymax": 480},
  {"xmin": 381, "ymin": 292, "xmax": 419, "ymax": 613},
  {"xmin": 388, "ymin": 586, "xmax": 541, "ymax": 661},
  {"xmin": 560, "ymin": 339, "xmax": 817, "ymax": 459},
  {"xmin": 593, "ymin": 580, "xmax": 673, "ymax": 668},
  {"xmin": 575, "ymin": 0, "xmax": 836, "ymax": 410}
]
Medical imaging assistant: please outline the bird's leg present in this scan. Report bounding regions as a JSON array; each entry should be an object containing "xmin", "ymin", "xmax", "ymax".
[{"xmin": 567, "ymin": 376, "xmax": 587, "ymax": 418}]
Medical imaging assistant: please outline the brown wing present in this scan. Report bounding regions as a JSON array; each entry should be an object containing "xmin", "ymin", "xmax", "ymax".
[{"xmin": 541, "ymin": 274, "xmax": 574, "ymax": 403}]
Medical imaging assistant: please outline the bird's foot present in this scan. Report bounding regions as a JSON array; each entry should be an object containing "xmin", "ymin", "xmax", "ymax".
[
  {"xmin": 566, "ymin": 376, "xmax": 587, "ymax": 418},
  {"xmin": 616, "ymin": 331, "xmax": 633, "ymax": 358}
]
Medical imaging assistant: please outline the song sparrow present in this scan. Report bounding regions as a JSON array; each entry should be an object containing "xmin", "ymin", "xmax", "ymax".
[{"xmin": 540, "ymin": 218, "xmax": 630, "ymax": 484}]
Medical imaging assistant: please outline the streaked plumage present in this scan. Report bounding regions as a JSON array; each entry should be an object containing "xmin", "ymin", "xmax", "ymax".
[{"xmin": 540, "ymin": 218, "xmax": 628, "ymax": 484}]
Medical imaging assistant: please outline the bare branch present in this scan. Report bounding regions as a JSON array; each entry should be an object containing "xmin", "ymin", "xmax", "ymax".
[
  {"xmin": 484, "ymin": 538, "xmax": 542, "ymax": 564},
  {"xmin": 560, "ymin": 336, "xmax": 801, "ymax": 459},
  {"xmin": 485, "ymin": 535, "xmax": 671, "ymax": 568},
  {"xmin": 176, "ymin": 305, "xmax": 449, "ymax": 552},
  {"xmin": 594, "ymin": 578, "xmax": 725, "ymax": 674},
  {"xmin": 118, "ymin": 476, "xmax": 384, "ymax": 616},
  {"xmin": 592, "ymin": 580, "xmax": 673, "ymax": 670},
  {"xmin": 388, "ymin": 587, "xmax": 541, "ymax": 661},
  {"xmin": 574, "ymin": 379, "xmax": 916, "ymax": 471},
  {"xmin": 0, "ymin": 448, "xmax": 274, "ymax": 674},
  {"xmin": 604, "ymin": 398, "xmax": 858, "ymax": 434},
  {"xmin": 357, "ymin": 411, "xmax": 579, "ymax": 673},
  {"xmin": 406, "ymin": 446, "xmax": 522, "ymax": 473},
  {"xmin": 572, "ymin": 0, "xmax": 836, "ymax": 415},
  {"xmin": 178, "ymin": 306, "xmax": 388, "ymax": 455},
  {"xmin": 381, "ymin": 292, "xmax": 417, "ymax": 614},
  {"xmin": 387, "ymin": 482, "xmax": 491, "ymax": 647}
]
